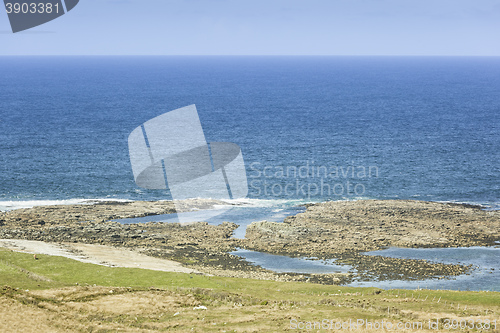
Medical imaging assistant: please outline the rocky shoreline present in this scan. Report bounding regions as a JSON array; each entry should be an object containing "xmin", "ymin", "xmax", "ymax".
[
  {"xmin": 246, "ymin": 200, "xmax": 500, "ymax": 255},
  {"xmin": 244, "ymin": 200, "xmax": 500, "ymax": 282},
  {"xmin": 1, "ymin": 199, "xmax": 498, "ymax": 285}
]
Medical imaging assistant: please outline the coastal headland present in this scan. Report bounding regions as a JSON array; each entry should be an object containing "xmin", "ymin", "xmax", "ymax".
[{"xmin": 1, "ymin": 199, "xmax": 499, "ymax": 284}]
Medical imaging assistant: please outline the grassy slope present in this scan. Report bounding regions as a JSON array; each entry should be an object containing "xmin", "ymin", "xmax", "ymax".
[{"xmin": 0, "ymin": 248, "xmax": 499, "ymax": 332}]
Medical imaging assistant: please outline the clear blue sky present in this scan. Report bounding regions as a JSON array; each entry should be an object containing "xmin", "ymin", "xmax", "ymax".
[{"xmin": 1, "ymin": 0, "xmax": 499, "ymax": 55}]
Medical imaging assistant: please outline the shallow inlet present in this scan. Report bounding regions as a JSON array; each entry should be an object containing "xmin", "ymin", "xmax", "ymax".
[
  {"xmin": 352, "ymin": 246, "xmax": 500, "ymax": 291},
  {"xmin": 230, "ymin": 246, "xmax": 500, "ymax": 292},
  {"xmin": 230, "ymin": 248, "xmax": 352, "ymax": 274},
  {"xmin": 113, "ymin": 201, "xmax": 306, "ymax": 239}
]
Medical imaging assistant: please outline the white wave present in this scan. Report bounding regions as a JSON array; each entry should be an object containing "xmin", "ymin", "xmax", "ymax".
[
  {"xmin": 0, "ymin": 198, "xmax": 132, "ymax": 212},
  {"xmin": 0, "ymin": 197, "xmax": 307, "ymax": 213},
  {"xmin": 436, "ymin": 200, "xmax": 497, "ymax": 210},
  {"xmin": 220, "ymin": 197, "xmax": 314, "ymax": 207}
]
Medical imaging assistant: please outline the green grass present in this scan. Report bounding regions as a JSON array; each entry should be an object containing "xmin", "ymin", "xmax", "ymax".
[
  {"xmin": 1, "ymin": 248, "xmax": 499, "ymax": 332},
  {"xmin": 0, "ymin": 248, "xmax": 223, "ymax": 290},
  {"xmin": 1, "ymin": 248, "xmax": 499, "ymax": 307}
]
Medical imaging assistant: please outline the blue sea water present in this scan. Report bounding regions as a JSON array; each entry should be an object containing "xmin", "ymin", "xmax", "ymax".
[
  {"xmin": 0, "ymin": 56, "xmax": 499, "ymax": 208},
  {"xmin": 1, "ymin": 56, "xmax": 499, "ymax": 289}
]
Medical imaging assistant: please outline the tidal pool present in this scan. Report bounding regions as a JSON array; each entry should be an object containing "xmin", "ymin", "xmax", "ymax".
[
  {"xmin": 351, "ymin": 246, "xmax": 500, "ymax": 291},
  {"xmin": 230, "ymin": 248, "xmax": 352, "ymax": 274}
]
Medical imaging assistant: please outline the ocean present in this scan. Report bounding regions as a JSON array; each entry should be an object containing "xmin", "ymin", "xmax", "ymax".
[{"xmin": 1, "ymin": 56, "xmax": 499, "ymax": 209}]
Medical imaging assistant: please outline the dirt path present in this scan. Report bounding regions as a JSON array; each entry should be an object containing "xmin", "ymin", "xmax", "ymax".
[{"xmin": 0, "ymin": 239, "xmax": 200, "ymax": 274}]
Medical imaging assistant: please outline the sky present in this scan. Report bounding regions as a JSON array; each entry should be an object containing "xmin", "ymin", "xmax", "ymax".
[{"xmin": 1, "ymin": 0, "xmax": 500, "ymax": 56}]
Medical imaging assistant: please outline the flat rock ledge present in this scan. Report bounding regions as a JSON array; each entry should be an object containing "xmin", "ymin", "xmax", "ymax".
[
  {"xmin": 243, "ymin": 200, "xmax": 500, "ymax": 282},
  {"xmin": 0, "ymin": 199, "xmax": 228, "ymax": 227},
  {"xmin": 245, "ymin": 200, "xmax": 500, "ymax": 256}
]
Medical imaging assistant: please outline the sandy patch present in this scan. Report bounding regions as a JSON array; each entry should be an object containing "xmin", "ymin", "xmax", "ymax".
[{"xmin": 0, "ymin": 239, "xmax": 199, "ymax": 274}]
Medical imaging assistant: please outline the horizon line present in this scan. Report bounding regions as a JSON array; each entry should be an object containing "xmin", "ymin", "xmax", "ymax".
[{"xmin": 1, "ymin": 54, "xmax": 500, "ymax": 57}]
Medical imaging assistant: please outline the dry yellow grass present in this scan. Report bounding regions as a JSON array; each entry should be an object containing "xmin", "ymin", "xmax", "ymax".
[
  {"xmin": 0, "ymin": 285, "xmax": 499, "ymax": 332},
  {"xmin": 0, "ymin": 295, "xmax": 66, "ymax": 333}
]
